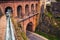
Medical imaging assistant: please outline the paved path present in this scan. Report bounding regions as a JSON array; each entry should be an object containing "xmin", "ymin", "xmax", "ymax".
[
  {"xmin": 5, "ymin": 12, "xmax": 15, "ymax": 40},
  {"xmin": 26, "ymin": 31, "xmax": 48, "ymax": 40}
]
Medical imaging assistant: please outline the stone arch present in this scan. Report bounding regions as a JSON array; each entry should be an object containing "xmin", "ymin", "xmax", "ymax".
[
  {"xmin": 17, "ymin": 5, "xmax": 22, "ymax": 18},
  {"xmin": 5, "ymin": 7, "xmax": 13, "ymax": 17},
  {"xmin": 5, "ymin": 7, "xmax": 13, "ymax": 14},
  {"xmin": 25, "ymin": 4, "xmax": 29, "ymax": 16},
  {"xmin": 26, "ymin": 22, "xmax": 33, "ymax": 32},
  {"xmin": 31, "ymin": 4, "xmax": 34, "ymax": 14}
]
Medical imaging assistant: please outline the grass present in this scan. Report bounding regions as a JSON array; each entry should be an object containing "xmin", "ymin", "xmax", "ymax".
[{"xmin": 35, "ymin": 31, "xmax": 60, "ymax": 40}]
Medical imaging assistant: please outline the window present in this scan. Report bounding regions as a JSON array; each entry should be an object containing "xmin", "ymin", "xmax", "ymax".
[
  {"xmin": 25, "ymin": 5, "xmax": 29, "ymax": 16},
  {"xmin": 31, "ymin": 4, "xmax": 34, "ymax": 14},
  {"xmin": 17, "ymin": 5, "xmax": 22, "ymax": 18}
]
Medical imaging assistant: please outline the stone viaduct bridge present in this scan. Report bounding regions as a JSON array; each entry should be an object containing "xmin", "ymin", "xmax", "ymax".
[{"xmin": 0, "ymin": 0, "xmax": 44, "ymax": 40}]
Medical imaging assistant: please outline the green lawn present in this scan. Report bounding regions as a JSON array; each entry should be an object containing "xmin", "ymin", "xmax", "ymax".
[{"xmin": 35, "ymin": 31, "xmax": 60, "ymax": 40}]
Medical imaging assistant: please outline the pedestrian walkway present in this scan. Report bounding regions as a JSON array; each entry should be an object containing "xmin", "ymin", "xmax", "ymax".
[
  {"xmin": 5, "ymin": 11, "xmax": 15, "ymax": 40},
  {"xmin": 26, "ymin": 31, "xmax": 48, "ymax": 40}
]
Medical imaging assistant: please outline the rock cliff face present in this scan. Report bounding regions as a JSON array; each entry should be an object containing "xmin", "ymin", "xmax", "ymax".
[
  {"xmin": 51, "ymin": 2, "xmax": 60, "ymax": 17},
  {"xmin": 36, "ymin": 9, "xmax": 60, "ymax": 37}
]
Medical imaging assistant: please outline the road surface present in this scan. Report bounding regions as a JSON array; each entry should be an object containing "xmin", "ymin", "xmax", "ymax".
[{"xmin": 26, "ymin": 31, "xmax": 46, "ymax": 40}]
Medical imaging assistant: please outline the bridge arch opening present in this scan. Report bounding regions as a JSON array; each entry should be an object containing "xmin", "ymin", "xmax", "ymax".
[
  {"xmin": 17, "ymin": 5, "xmax": 22, "ymax": 18},
  {"xmin": 26, "ymin": 22, "xmax": 33, "ymax": 32},
  {"xmin": 5, "ymin": 7, "xmax": 13, "ymax": 17},
  {"xmin": 31, "ymin": 4, "xmax": 34, "ymax": 14},
  {"xmin": 5, "ymin": 7, "xmax": 13, "ymax": 14},
  {"xmin": 25, "ymin": 4, "xmax": 29, "ymax": 16}
]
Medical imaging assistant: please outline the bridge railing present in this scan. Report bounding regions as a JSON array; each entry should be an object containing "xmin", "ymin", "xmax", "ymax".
[{"xmin": 17, "ymin": 11, "xmax": 39, "ymax": 22}]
